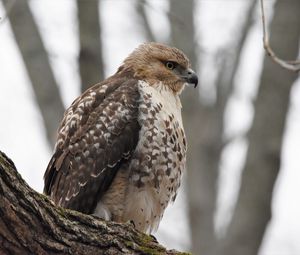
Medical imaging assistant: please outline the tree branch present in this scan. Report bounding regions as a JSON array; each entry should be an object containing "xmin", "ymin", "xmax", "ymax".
[
  {"xmin": 215, "ymin": 0, "xmax": 256, "ymax": 111},
  {"xmin": 135, "ymin": 0, "xmax": 156, "ymax": 42},
  {"xmin": 0, "ymin": 0, "xmax": 16, "ymax": 24},
  {"xmin": 77, "ymin": 0, "xmax": 105, "ymax": 92},
  {"xmin": 220, "ymin": 0, "xmax": 300, "ymax": 254},
  {"xmin": 2, "ymin": 0, "xmax": 65, "ymax": 147},
  {"xmin": 0, "ymin": 151, "xmax": 186, "ymax": 255},
  {"xmin": 260, "ymin": 0, "xmax": 300, "ymax": 72}
]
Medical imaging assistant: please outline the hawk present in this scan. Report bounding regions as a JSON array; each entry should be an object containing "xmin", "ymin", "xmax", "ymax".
[{"xmin": 44, "ymin": 42, "xmax": 198, "ymax": 233}]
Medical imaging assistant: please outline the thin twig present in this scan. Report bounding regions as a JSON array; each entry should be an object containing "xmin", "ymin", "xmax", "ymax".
[{"xmin": 260, "ymin": 0, "xmax": 300, "ymax": 72}]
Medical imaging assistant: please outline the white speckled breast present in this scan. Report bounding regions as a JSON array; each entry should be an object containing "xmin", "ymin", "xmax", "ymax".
[{"xmin": 122, "ymin": 81, "xmax": 187, "ymax": 233}]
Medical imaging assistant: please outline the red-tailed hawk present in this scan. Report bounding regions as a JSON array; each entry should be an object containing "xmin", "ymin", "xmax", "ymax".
[{"xmin": 44, "ymin": 42, "xmax": 198, "ymax": 233}]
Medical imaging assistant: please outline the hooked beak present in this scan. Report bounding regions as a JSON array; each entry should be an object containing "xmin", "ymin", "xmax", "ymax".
[{"xmin": 182, "ymin": 68, "xmax": 198, "ymax": 88}]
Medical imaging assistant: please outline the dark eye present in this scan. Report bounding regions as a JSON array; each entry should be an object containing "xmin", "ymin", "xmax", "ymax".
[{"xmin": 165, "ymin": 61, "xmax": 177, "ymax": 70}]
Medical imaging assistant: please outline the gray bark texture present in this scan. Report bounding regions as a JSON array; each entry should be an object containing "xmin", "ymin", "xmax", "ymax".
[
  {"xmin": 77, "ymin": 0, "xmax": 104, "ymax": 92},
  {"xmin": 0, "ymin": 151, "xmax": 187, "ymax": 255},
  {"xmin": 2, "ymin": 0, "xmax": 65, "ymax": 148},
  {"xmin": 220, "ymin": 0, "xmax": 300, "ymax": 254}
]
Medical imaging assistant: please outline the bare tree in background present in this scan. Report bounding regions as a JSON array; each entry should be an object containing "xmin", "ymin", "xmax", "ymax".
[
  {"xmin": 135, "ymin": 0, "xmax": 156, "ymax": 42},
  {"xmin": 220, "ymin": 0, "xmax": 300, "ymax": 254},
  {"xmin": 2, "ymin": 0, "xmax": 106, "ymax": 148},
  {"xmin": 3, "ymin": 0, "xmax": 300, "ymax": 253},
  {"xmin": 2, "ymin": 0, "xmax": 65, "ymax": 148},
  {"xmin": 77, "ymin": 0, "xmax": 104, "ymax": 92},
  {"xmin": 168, "ymin": 1, "xmax": 217, "ymax": 254},
  {"xmin": 168, "ymin": 1, "xmax": 257, "ymax": 254}
]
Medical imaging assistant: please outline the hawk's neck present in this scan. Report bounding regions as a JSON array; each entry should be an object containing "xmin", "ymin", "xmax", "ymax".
[{"xmin": 137, "ymin": 80, "xmax": 183, "ymax": 127}]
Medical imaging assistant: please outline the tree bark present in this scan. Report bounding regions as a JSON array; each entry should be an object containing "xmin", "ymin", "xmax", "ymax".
[
  {"xmin": 77, "ymin": 0, "xmax": 104, "ymax": 92},
  {"xmin": 2, "ymin": 0, "xmax": 65, "ymax": 148},
  {"xmin": 0, "ymin": 151, "xmax": 186, "ymax": 255},
  {"xmin": 220, "ymin": 0, "xmax": 300, "ymax": 254}
]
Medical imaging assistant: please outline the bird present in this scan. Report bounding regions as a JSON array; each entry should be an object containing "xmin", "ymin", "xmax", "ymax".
[{"xmin": 44, "ymin": 42, "xmax": 198, "ymax": 234}]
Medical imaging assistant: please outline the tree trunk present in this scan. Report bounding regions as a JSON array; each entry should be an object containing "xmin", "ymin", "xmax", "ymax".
[
  {"xmin": 215, "ymin": 0, "xmax": 256, "ymax": 113},
  {"xmin": 169, "ymin": 1, "xmax": 257, "ymax": 254},
  {"xmin": 135, "ymin": 0, "xmax": 156, "ymax": 42},
  {"xmin": 0, "ymin": 151, "xmax": 186, "ymax": 255},
  {"xmin": 169, "ymin": 1, "xmax": 219, "ymax": 254},
  {"xmin": 77, "ymin": 0, "xmax": 104, "ymax": 92},
  {"xmin": 220, "ymin": 0, "xmax": 300, "ymax": 254},
  {"xmin": 2, "ymin": 0, "xmax": 65, "ymax": 148}
]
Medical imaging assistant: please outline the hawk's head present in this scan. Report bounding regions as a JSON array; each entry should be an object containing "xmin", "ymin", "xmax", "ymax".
[{"xmin": 119, "ymin": 42, "xmax": 198, "ymax": 94}]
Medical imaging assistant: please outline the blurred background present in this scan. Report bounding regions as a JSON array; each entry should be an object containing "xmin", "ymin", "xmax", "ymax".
[{"xmin": 0, "ymin": 0, "xmax": 299, "ymax": 254}]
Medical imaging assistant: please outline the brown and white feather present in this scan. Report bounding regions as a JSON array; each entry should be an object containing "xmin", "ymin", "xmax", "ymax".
[{"xmin": 44, "ymin": 42, "xmax": 194, "ymax": 234}]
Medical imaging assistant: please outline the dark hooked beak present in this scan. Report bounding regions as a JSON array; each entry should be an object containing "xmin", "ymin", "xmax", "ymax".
[{"xmin": 182, "ymin": 68, "xmax": 198, "ymax": 88}]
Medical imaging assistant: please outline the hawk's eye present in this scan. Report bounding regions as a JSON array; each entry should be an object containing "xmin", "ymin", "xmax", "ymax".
[{"xmin": 165, "ymin": 61, "xmax": 177, "ymax": 70}]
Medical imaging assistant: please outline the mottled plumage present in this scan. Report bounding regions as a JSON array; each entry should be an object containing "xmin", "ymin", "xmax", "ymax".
[{"xmin": 44, "ymin": 42, "xmax": 198, "ymax": 233}]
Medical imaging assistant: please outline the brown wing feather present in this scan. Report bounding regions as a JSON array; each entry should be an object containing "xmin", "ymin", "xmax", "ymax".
[{"xmin": 44, "ymin": 76, "xmax": 141, "ymax": 214}]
